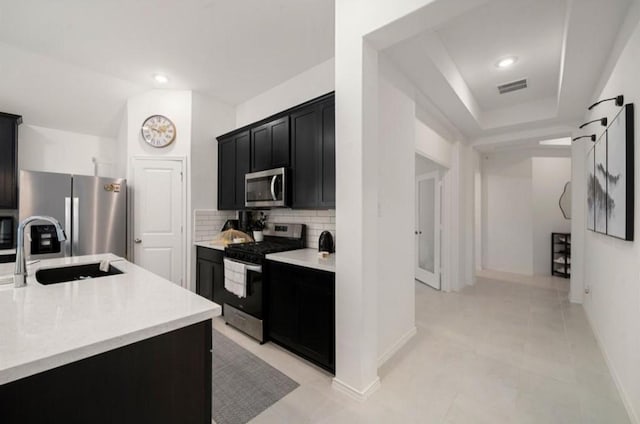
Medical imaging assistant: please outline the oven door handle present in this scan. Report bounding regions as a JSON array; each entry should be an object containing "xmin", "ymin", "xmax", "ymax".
[
  {"xmin": 226, "ymin": 258, "xmax": 262, "ymax": 273},
  {"xmin": 246, "ymin": 264, "xmax": 262, "ymax": 273}
]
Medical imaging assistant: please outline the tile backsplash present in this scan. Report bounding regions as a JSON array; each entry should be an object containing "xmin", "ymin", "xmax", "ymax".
[
  {"xmin": 193, "ymin": 208, "xmax": 335, "ymax": 249},
  {"xmin": 193, "ymin": 209, "xmax": 236, "ymax": 242},
  {"xmin": 267, "ymin": 209, "xmax": 335, "ymax": 249}
]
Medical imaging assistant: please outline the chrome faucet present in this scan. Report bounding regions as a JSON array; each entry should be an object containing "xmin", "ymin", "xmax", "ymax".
[{"xmin": 14, "ymin": 216, "xmax": 67, "ymax": 288}]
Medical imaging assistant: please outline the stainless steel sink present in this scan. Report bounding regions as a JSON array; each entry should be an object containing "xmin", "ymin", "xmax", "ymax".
[{"xmin": 35, "ymin": 263, "xmax": 123, "ymax": 285}]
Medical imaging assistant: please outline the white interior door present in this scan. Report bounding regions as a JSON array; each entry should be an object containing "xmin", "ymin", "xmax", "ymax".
[
  {"xmin": 132, "ymin": 158, "xmax": 184, "ymax": 285},
  {"xmin": 415, "ymin": 171, "xmax": 441, "ymax": 289}
]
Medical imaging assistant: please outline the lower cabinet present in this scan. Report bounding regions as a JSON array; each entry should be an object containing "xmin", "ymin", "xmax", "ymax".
[
  {"xmin": 196, "ymin": 247, "xmax": 226, "ymax": 308},
  {"xmin": 0, "ymin": 321, "xmax": 212, "ymax": 424},
  {"xmin": 267, "ymin": 260, "xmax": 335, "ymax": 373}
]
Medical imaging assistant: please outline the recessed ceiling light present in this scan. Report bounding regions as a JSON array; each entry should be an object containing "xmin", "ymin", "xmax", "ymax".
[
  {"xmin": 496, "ymin": 57, "xmax": 517, "ymax": 69},
  {"xmin": 154, "ymin": 74, "xmax": 169, "ymax": 84},
  {"xmin": 539, "ymin": 137, "xmax": 572, "ymax": 146}
]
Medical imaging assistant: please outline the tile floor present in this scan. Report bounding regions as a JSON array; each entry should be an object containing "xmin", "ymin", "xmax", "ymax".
[{"xmin": 214, "ymin": 271, "xmax": 631, "ymax": 423}]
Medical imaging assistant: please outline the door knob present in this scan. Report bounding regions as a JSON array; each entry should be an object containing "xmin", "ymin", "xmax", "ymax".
[{"xmin": 134, "ymin": 238, "xmax": 142, "ymax": 244}]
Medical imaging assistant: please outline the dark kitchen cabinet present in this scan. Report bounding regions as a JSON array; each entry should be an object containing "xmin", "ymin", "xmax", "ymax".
[
  {"xmin": 196, "ymin": 247, "xmax": 226, "ymax": 307},
  {"xmin": 267, "ymin": 260, "xmax": 335, "ymax": 373},
  {"xmin": 251, "ymin": 116, "xmax": 290, "ymax": 172},
  {"xmin": 218, "ymin": 130, "xmax": 250, "ymax": 210},
  {"xmin": 291, "ymin": 98, "xmax": 335, "ymax": 209},
  {"xmin": 0, "ymin": 320, "xmax": 212, "ymax": 424},
  {"xmin": 216, "ymin": 92, "xmax": 334, "ymax": 211},
  {"xmin": 319, "ymin": 101, "xmax": 336, "ymax": 207},
  {"xmin": 0, "ymin": 112, "xmax": 22, "ymax": 209}
]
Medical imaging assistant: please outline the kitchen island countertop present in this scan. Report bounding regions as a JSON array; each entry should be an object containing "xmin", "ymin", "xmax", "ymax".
[{"xmin": 0, "ymin": 254, "xmax": 220, "ymax": 385}]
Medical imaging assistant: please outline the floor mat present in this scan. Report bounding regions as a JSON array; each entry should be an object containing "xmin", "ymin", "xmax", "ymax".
[{"xmin": 213, "ymin": 329, "xmax": 299, "ymax": 424}]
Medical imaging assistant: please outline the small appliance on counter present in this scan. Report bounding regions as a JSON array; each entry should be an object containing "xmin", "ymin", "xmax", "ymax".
[
  {"xmin": 238, "ymin": 210, "xmax": 253, "ymax": 233},
  {"xmin": 221, "ymin": 219, "xmax": 239, "ymax": 231},
  {"xmin": 0, "ymin": 216, "xmax": 13, "ymax": 249},
  {"xmin": 318, "ymin": 231, "xmax": 334, "ymax": 254}
]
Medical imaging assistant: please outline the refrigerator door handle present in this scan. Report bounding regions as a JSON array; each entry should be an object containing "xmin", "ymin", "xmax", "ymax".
[
  {"xmin": 72, "ymin": 197, "xmax": 80, "ymax": 255},
  {"xmin": 64, "ymin": 197, "xmax": 72, "ymax": 257}
]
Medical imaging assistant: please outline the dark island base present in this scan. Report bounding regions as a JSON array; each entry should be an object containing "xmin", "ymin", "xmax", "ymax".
[{"xmin": 0, "ymin": 320, "xmax": 212, "ymax": 424}]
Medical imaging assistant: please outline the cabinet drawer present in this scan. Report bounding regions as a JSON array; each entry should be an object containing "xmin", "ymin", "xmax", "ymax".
[
  {"xmin": 196, "ymin": 246, "xmax": 223, "ymax": 263},
  {"xmin": 225, "ymin": 304, "xmax": 264, "ymax": 342}
]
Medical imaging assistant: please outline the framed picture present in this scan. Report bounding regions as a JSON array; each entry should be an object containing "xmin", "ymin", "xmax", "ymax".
[
  {"xmin": 594, "ymin": 133, "xmax": 607, "ymax": 234},
  {"xmin": 587, "ymin": 146, "xmax": 595, "ymax": 231},
  {"xmin": 605, "ymin": 104, "xmax": 634, "ymax": 241}
]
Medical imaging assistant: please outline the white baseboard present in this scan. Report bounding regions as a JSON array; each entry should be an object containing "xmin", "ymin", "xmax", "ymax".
[
  {"xmin": 584, "ymin": 307, "xmax": 639, "ymax": 424},
  {"xmin": 377, "ymin": 326, "xmax": 417, "ymax": 367},
  {"xmin": 569, "ymin": 292, "xmax": 584, "ymax": 304},
  {"xmin": 332, "ymin": 376, "xmax": 381, "ymax": 401}
]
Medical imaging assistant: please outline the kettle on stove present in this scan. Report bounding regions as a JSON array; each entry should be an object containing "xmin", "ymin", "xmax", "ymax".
[{"xmin": 318, "ymin": 231, "xmax": 334, "ymax": 253}]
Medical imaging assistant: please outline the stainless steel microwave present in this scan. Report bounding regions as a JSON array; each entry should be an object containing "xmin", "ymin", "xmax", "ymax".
[{"xmin": 245, "ymin": 167, "xmax": 288, "ymax": 208}]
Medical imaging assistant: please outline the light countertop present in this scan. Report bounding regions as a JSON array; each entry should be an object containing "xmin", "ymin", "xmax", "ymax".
[
  {"xmin": 0, "ymin": 254, "xmax": 220, "ymax": 385},
  {"xmin": 194, "ymin": 241, "xmax": 226, "ymax": 251},
  {"xmin": 266, "ymin": 248, "xmax": 335, "ymax": 273}
]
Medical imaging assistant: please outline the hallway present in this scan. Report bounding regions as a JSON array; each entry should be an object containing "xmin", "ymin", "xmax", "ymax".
[{"xmin": 379, "ymin": 276, "xmax": 629, "ymax": 423}]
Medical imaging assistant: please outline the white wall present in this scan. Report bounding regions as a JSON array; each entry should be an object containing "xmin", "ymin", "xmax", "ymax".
[
  {"xmin": 235, "ymin": 58, "xmax": 334, "ymax": 128},
  {"xmin": 126, "ymin": 90, "xmax": 193, "ymax": 160},
  {"xmin": 416, "ymin": 153, "xmax": 446, "ymax": 175},
  {"xmin": 458, "ymin": 143, "xmax": 478, "ymax": 287},
  {"xmin": 376, "ymin": 71, "xmax": 416, "ymax": 366},
  {"xmin": 127, "ymin": 90, "xmax": 236, "ymax": 290},
  {"xmin": 481, "ymin": 150, "xmax": 571, "ymax": 276},
  {"xmin": 189, "ymin": 92, "xmax": 235, "ymax": 289},
  {"xmin": 482, "ymin": 152, "xmax": 534, "ymax": 274},
  {"xmin": 18, "ymin": 124, "xmax": 120, "ymax": 177},
  {"xmin": 191, "ymin": 92, "xmax": 235, "ymax": 210},
  {"xmin": 126, "ymin": 89, "xmax": 193, "ymax": 288},
  {"xmin": 531, "ymin": 157, "xmax": 572, "ymax": 275},
  {"xmin": 415, "ymin": 118, "xmax": 452, "ymax": 168},
  {"xmin": 334, "ymin": 0, "xmax": 478, "ymax": 396},
  {"xmin": 572, "ymin": 7, "xmax": 640, "ymax": 421},
  {"xmin": 474, "ymin": 152, "xmax": 482, "ymax": 272}
]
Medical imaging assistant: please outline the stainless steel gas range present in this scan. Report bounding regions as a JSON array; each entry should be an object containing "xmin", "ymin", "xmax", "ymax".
[{"xmin": 222, "ymin": 223, "xmax": 305, "ymax": 342}]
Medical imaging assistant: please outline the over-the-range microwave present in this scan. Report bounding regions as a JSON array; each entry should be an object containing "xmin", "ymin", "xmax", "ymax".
[{"xmin": 245, "ymin": 167, "xmax": 288, "ymax": 208}]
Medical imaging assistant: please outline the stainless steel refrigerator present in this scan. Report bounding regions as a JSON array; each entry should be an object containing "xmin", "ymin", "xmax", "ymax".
[{"xmin": 19, "ymin": 170, "xmax": 127, "ymax": 259}]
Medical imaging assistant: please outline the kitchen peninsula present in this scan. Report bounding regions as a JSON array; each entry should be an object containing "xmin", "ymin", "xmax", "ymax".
[{"xmin": 0, "ymin": 254, "xmax": 220, "ymax": 424}]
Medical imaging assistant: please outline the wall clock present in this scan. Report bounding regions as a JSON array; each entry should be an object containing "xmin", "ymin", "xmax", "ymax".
[{"xmin": 141, "ymin": 115, "xmax": 176, "ymax": 148}]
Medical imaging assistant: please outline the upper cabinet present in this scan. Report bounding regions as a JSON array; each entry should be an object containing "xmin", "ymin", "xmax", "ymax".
[
  {"xmin": 0, "ymin": 112, "xmax": 22, "ymax": 209},
  {"xmin": 291, "ymin": 98, "xmax": 335, "ymax": 209},
  {"xmin": 251, "ymin": 116, "xmax": 289, "ymax": 172},
  {"xmin": 218, "ymin": 130, "xmax": 250, "ymax": 211},
  {"xmin": 216, "ymin": 92, "xmax": 334, "ymax": 211}
]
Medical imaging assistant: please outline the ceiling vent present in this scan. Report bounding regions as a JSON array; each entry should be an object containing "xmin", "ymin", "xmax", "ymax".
[{"xmin": 497, "ymin": 78, "xmax": 527, "ymax": 94}]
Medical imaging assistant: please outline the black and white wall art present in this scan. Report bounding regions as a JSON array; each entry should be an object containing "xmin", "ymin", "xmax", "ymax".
[
  {"xmin": 585, "ymin": 103, "xmax": 634, "ymax": 241},
  {"xmin": 594, "ymin": 133, "xmax": 608, "ymax": 234},
  {"xmin": 605, "ymin": 104, "xmax": 634, "ymax": 240},
  {"xmin": 587, "ymin": 146, "xmax": 596, "ymax": 231}
]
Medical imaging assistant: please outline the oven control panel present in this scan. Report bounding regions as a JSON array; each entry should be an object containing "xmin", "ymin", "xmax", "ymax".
[{"xmin": 262, "ymin": 223, "xmax": 304, "ymax": 239}]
